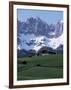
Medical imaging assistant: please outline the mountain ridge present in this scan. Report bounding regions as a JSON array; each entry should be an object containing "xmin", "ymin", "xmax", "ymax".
[{"xmin": 17, "ymin": 17, "xmax": 63, "ymax": 53}]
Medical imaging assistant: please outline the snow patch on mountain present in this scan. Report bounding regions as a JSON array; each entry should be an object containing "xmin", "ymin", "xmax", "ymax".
[
  {"xmin": 17, "ymin": 33, "xmax": 63, "ymax": 52},
  {"xmin": 49, "ymin": 34, "xmax": 63, "ymax": 49},
  {"xmin": 48, "ymin": 32, "xmax": 55, "ymax": 36}
]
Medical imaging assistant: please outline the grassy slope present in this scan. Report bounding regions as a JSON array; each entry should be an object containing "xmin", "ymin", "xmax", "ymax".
[{"xmin": 17, "ymin": 54, "xmax": 63, "ymax": 80}]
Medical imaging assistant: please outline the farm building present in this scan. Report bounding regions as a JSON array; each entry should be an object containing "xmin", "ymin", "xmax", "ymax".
[{"xmin": 37, "ymin": 46, "xmax": 56, "ymax": 55}]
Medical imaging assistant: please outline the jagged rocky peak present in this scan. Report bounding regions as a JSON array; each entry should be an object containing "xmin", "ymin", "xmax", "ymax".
[
  {"xmin": 17, "ymin": 17, "xmax": 63, "ymax": 53},
  {"xmin": 17, "ymin": 17, "xmax": 63, "ymax": 38}
]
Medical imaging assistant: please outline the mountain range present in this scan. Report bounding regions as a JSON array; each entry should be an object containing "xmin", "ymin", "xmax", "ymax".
[{"xmin": 17, "ymin": 17, "xmax": 63, "ymax": 56}]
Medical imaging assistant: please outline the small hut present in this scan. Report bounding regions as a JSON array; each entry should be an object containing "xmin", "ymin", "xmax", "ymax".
[
  {"xmin": 37, "ymin": 46, "xmax": 48, "ymax": 55},
  {"xmin": 37, "ymin": 46, "xmax": 56, "ymax": 55}
]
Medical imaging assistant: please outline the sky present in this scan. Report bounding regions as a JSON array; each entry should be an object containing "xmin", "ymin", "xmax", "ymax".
[{"xmin": 17, "ymin": 9, "xmax": 63, "ymax": 25}]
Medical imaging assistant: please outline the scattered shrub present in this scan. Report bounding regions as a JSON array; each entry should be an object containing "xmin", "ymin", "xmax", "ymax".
[
  {"xmin": 22, "ymin": 61, "xmax": 27, "ymax": 64},
  {"xmin": 36, "ymin": 64, "xmax": 40, "ymax": 66}
]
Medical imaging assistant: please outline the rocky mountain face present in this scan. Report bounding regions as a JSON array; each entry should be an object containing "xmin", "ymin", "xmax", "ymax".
[
  {"xmin": 17, "ymin": 17, "xmax": 63, "ymax": 55},
  {"xmin": 17, "ymin": 17, "xmax": 63, "ymax": 38}
]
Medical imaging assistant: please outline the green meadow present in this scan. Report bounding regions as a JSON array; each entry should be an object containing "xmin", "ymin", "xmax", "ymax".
[{"xmin": 17, "ymin": 54, "xmax": 63, "ymax": 80}]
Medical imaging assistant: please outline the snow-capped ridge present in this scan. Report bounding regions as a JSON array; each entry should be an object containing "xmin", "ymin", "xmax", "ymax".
[
  {"xmin": 17, "ymin": 17, "xmax": 63, "ymax": 52},
  {"xmin": 18, "ymin": 33, "xmax": 63, "ymax": 52}
]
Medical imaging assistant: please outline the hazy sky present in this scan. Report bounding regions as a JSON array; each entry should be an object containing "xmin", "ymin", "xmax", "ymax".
[{"xmin": 17, "ymin": 9, "xmax": 63, "ymax": 25}]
